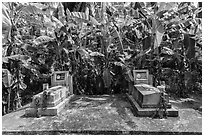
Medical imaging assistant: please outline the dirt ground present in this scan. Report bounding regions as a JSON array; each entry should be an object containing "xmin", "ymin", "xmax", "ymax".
[{"xmin": 2, "ymin": 94, "xmax": 202, "ymax": 135}]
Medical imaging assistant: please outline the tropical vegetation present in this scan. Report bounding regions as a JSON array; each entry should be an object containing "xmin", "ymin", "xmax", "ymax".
[{"xmin": 2, "ymin": 2, "xmax": 202, "ymax": 114}]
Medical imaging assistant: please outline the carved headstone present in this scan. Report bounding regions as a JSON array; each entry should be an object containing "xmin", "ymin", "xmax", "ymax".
[
  {"xmin": 133, "ymin": 70, "xmax": 149, "ymax": 85},
  {"xmin": 51, "ymin": 71, "xmax": 73, "ymax": 96},
  {"xmin": 51, "ymin": 71, "xmax": 69, "ymax": 87}
]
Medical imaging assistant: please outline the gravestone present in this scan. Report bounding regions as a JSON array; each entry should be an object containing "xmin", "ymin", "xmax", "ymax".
[
  {"xmin": 133, "ymin": 70, "xmax": 149, "ymax": 85},
  {"xmin": 25, "ymin": 71, "xmax": 74, "ymax": 116},
  {"xmin": 51, "ymin": 71, "xmax": 73, "ymax": 95},
  {"xmin": 127, "ymin": 69, "xmax": 178, "ymax": 117}
]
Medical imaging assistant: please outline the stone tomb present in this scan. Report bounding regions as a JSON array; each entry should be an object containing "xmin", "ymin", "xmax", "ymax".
[
  {"xmin": 133, "ymin": 84, "xmax": 162, "ymax": 108},
  {"xmin": 25, "ymin": 71, "xmax": 74, "ymax": 116},
  {"xmin": 127, "ymin": 70, "xmax": 178, "ymax": 117}
]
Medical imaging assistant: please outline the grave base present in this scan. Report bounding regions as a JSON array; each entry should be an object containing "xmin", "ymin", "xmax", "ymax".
[
  {"xmin": 134, "ymin": 84, "xmax": 172, "ymax": 109},
  {"xmin": 25, "ymin": 94, "xmax": 74, "ymax": 116},
  {"xmin": 126, "ymin": 93, "xmax": 178, "ymax": 117}
]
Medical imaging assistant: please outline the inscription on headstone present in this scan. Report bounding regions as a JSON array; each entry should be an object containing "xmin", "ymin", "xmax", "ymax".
[{"xmin": 133, "ymin": 70, "xmax": 149, "ymax": 85}]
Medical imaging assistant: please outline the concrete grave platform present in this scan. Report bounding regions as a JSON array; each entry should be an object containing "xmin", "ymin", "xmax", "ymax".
[
  {"xmin": 25, "ymin": 94, "xmax": 74, "ymax": 116},
  {"xmin": 25, "ymin": 86, "xmax": 74, "ymax": 116},
  {"xmin": 2, "ymin": 94, "xmax": 201, "ymax": 135},
  {"xmin": 126, "ymin": 93, "xmax": 179, "ymax": 117}
]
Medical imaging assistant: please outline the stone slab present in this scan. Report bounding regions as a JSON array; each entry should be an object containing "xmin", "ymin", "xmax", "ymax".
[
  {"xmin": 133, "ymin": 84, "xmax": 161, "ymax": 108},
  {"xmin": 25, "ymin": 94, "xmax": 75, "ymax": 116},
  {"xmin": 133, "ymin": 84, "xmax": 171, "ymax": 108},
  {"xmin": 132, "ymin": 84, "xmax": 171, "ymax": 108},
  {"xmin": 126, "ymin": 93, "xmax": 178, "ymax": 117}
]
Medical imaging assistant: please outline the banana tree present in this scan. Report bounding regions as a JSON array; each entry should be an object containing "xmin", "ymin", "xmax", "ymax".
[
  {"xmin": 3, "ymin": 2, "xmax": 201, "ymax": 97},
  {"xmin": 127, "ymin": 2, "xmax": 202, "ymax": 95},
  {"xmin": 2, "ymin": 54, "xmax": 31, "ymax": 111},
  {"xmin": 2, "ymin": 2, "xmax": 62, "ymax": 110},
  {"xmin": 56, "ymin": 2, "xmax": 119, "ymax": 93},
  {"xmin": 2, "ymin": 2, "xmax": 31, "ymax": 111}
]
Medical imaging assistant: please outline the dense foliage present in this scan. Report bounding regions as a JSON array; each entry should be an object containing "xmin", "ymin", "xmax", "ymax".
[{"xmin": 2, "ymin": 2, "xmax": 202, "ymax": 113}]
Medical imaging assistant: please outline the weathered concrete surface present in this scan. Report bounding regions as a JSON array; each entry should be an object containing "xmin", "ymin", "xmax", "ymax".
[{"xmin": 2, "ymin": 94, "xmax": 202, "ymax": 135}]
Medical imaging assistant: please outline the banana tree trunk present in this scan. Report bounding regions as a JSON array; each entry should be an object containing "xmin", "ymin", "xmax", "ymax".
[{"xmin": 103, "ymin": 68, "xmax": 112, "ymax": 89}]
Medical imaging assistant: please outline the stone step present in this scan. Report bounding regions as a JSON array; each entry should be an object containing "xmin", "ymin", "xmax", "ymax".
[
  {"xmin": 126, "ymin": 93, "xmax": 178, "ymax": 117},
  {"xmin": 138, "ymin": 102, "xmax": 172, "ymax": 109}
]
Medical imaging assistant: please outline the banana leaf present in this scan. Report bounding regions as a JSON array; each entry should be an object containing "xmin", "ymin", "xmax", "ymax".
[
  {"xmin": 33, "ymin": 36, "xmax": 54, "ymax": 45},
  {"xmin": 2, "ymin": 3, "xmax": 12, "ymax": 44},
  {"xmin": 109, "ymin": 27, "xmax": 124, "ymax": 52},
  {"xmin": 113, "ymin": 61, "xmax": 126, "ymax": 69},
  {"xmin": 51, "ymin": 16, "xmax": 64, "ymax": 29},
  {"xmin": 161, "ymin": 47, "xmax": 174, "ymax": 55},
  {"xmin": 20, "ymin": 4, "xmax": 43, "ymax": 15},
  {"xmin": 154, "ymin": 19, "xmax": 165, "ymax": 48},
  {"xmin": 66, "ymin": 9, "xmax": 100, "ymax": 26},
  {"xmin": 58, "ymin": 2, "xmax": 66, "ymax": 24},
  {"xmin": 77, "ymin": 47, "xmax": 90, "ymax": 59},
  {"xmin": 3, "ymin": 54, "xmax": 30, "ymax": 61},
  {"xmin": 30, "ymin": 3, "xmax": 48, "ymax": 10},
  {"xmin": 43, "ymin": 15, "xmax": 56, "ymax": 29},
  {"xmin": 89, "ymin": 52, "xmax": 105, "ymax": 57}
]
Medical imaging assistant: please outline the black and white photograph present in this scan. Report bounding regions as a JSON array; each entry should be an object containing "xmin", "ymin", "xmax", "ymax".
[{"xmin": 2, "ymin": 1, "xmax": 202, "ymax": 135}]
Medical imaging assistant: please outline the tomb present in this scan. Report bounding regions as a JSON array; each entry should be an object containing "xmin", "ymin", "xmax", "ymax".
[
  {"xmin": 25, "ymin": 71, "xmax": 74, "ymax": 116},
  {"xmin": 127, "ymin": 69, "xmax": 178, "ymax": 117}
]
